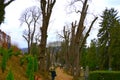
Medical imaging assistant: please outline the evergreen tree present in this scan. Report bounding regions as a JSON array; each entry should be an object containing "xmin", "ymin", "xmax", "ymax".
[
  {"xmin": 86, "ymin": 39, "xmax": 98, "ymax": 70},
  {"xmin": 6, "ymin": 70, "xmax": 14, "ymax": 80},
  {"xmin": 97, "ymin": 8, "xmax": 120, "ymax": 70},
  {"xmin": 1, "ymin": 49, "xmax": 8, "ymax": 73},
  {"xmin": 80, "ymin": 45, "xmax": 87, "ymax": 67},
  {"xmin": 26, "ymin": 56, "xmax": 34, "ymax": 79},
  {"xmin": 34, "ymin": 55, "xmax": 38, "ymax": 72},
  {"xmin": 109, "ymin": 22, "xmax": 120, "ymax": 70},
  {"xmin": 26, "ymin": 55, "xmax": 38, "ymax": 80}
]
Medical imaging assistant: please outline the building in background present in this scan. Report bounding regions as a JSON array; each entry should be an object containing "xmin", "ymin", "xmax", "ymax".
[
  {"xmin": 0, "ymin": 29, "xmax": 11, "ymax": 49},
  {"xmin": 47, "ymin": 41, "xmax": 62, "ymax": 65}
]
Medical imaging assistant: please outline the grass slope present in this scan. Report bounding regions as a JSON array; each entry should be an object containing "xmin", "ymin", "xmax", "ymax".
[
  {"xmin": 0, "ymin": 54, "xmax": 45, "ymax": 80},
  {"xmin": 0, "ymin": 55, "xmax": 28, "ymax": 80}
]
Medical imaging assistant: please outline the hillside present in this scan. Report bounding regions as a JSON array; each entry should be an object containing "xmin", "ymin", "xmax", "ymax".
[
  {"xmin": 0, "ymin": 49, "xmax": 73, "ymax": 80},
  {"xmin": 0, "ymin": 54, "xmax": 44, "ymax": 80},
  {"xmin": 0, "ymin": 55, "xmax": 28, "ymax": 80}
]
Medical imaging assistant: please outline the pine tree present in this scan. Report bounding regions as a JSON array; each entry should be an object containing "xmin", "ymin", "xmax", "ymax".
[
  {"xmin": 6, "ymin": 70, "xmax": 14, "ymax": 80},
  {"xmin": 26, "ymin": 55, "xmax": 38, "ymax": 80},
  {"xmin": 26, "ymin": 56, "xmax": 34, "ymax": 79},
  {"xmin": 34, "ymin": 56, "xmax": 38, "ymax": 72},
  {"xmin": 108, "ymin": 22, "xmax": 120, "ymax": 70},
  {"xmin": 86, "ymin": 39, "xmax": 98, "ymax": 70},
  {"xmin": 97, "ymin": 8, "xmax": 120, "ymax": 70},
  {"xmin": 1, "ymin": 49, "xmax": 8, "ymax": 73}
]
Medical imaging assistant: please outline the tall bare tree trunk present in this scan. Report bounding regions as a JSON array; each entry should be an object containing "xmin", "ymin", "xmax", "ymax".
[
  {"xmin": 39, "ymin": 0, "xmax": 56, "ymax": 72},
  {"xmin": 69, "ymin": 0, "xmax": 98, "ymax": 78},
  {"xmin": 73, "ymin": 0, "xmax": 88, "ymax": 77},
  {"xmin": 69, "ymin": 21, "xmax": 77, "ymax": 75},
  {"xmin": 63, "ymin": 26, "xmax": 70, "ymax": 71}
]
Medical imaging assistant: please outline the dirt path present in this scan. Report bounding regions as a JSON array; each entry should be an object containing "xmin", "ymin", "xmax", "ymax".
[
  {"xmin": 36, "ymin": 67, "xmax": 73, "ymax": 80},
  {"xmin": 55, "ymin": 67, "xmax": 73, "ymax": 80}
]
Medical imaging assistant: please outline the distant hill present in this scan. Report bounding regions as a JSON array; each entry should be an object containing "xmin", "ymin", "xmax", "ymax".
[{"xmin": 21, "ymin": 48, "xmax": 28, "ymax": 53}]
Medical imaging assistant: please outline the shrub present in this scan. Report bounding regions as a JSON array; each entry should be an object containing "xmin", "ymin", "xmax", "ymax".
[
  {"xmin": 14, "ymin": 51, "xmax": 21, "ymax": 56},
  {"xmin": 6, "ymin": 70, "xmax": 14, "ymax": 80},
  {"xmin": 29, "ymin": 73, "xmax": 34, "ymax": 80},
  {"xmin": 34, "ymin": 56, "xmax": 38, "ymax": 72},
  {"xmin": 0, "ymin": 47, "xmax": 4, "ymax": 55},
  {"xmin": 26, "ymin": 55, "xmax": 39, "ymax": 80},
  {"xmin": 26, "ymin": 56, "xmax": 34, "ymax": 80},
  {"xmin": 8, "ymin": 48, "xmax": 13, "ymax": 58},
  {"xmin": 20, "ymin": 55, "xmax": 29, "ymax": 66},
  {"xmin": 20, "ymin": 57, "xmax": 26, "ymax": 66},
  {"xmin": 1, "ymin": 49, "xmax": 8, "ymax": 73},
  {"xmin": 89, "ymin": 71, "xmax": 120, "ymax": 80}
]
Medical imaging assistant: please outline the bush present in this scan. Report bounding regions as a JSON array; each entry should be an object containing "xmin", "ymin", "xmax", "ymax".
[
  {"xmin": 1, "ymin": 49, "xmax": 8, "ymax": 73},
  {"xmin": 20, "ymin": 55, "xmax": 30, "ymax": 66},
  {"xmin": 20, "ymin": 56, "xmax": 26, "ymax": 66},
  {"xmin": 29, "ymin": 73, "xmax": 34, "ymax": 80},
  {"xmin": 8, "ymin": 48, "xmax": 13, "ymax": 58},
  {"xmin": 0, "ymin": 47, "xmax": 4, "ymax": 55},
  {"xmin": 26, "ymin": 56, "xmax": 34, "ymax": 80},
  {"xmin": 26, "ymin": 55, "xmax": 39, "ymax": 80},
  {"xmin": 14, "ymin": 51, "xmax": 21, "ymax": 56},
  {"xmin": 6, "ymin": 70, "xmax": 14, "ymax": 80},
  {"xmin": 89, "ymin": 71, "xmax": 120, "ymax": 80},
  {"xmin": 34, "ymin": 56, "xmax": 38, "ymax": 72}
]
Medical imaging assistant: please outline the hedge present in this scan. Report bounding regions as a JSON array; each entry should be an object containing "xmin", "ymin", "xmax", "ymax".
[{"xmin": 89, "ymin": 71, "xmax": 120, "ymax": 80}]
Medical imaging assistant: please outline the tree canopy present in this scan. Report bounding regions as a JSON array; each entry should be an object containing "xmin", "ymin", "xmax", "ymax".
[{"xmin": 97, "ymin": 8, "xmax": 120, "ymax": 70}]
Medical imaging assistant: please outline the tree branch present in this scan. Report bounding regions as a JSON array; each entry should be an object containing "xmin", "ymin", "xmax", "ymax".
[
  {"xmin": 80, "ymin": 17, "xmax": 98, "ymax": 50},
  {"xmin": 4, "ymin": 0, "xmax": 14, "ymax": 7},
  {"xmin": 23, "ymin": 35, "xmax": 28, "ymax": 42}
]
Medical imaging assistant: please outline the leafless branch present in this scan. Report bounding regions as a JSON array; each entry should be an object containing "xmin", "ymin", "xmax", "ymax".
[
  {"xmin": 4, "ymin": 0, "xmax": 14, "ymax": 7},
  {"xmin": 69, "ymin": 0, "xmax": 83, "ymax": 6},
  {"xmin": 80, "ymin": 17, "xmax": 98, "ymax": 50}
]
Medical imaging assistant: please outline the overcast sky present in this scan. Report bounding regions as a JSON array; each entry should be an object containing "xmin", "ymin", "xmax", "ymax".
[{"xmin": 0, "ymin": 0, "xmax": 120, "ymax": 48}]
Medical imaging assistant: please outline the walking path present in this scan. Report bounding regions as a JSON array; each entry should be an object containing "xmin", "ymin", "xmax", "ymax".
[
  {"xmin": 55, "ymin": 67, "xmax": 73, "ymax": 80},
  {"xmin": 35, "ymin": 67, "xmax": 73, "ymax": 80}
]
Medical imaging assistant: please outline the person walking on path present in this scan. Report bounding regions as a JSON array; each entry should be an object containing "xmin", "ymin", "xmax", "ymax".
[{"xmin": 49, "ymin": 65, "xmax": 57, "ymax": 80}]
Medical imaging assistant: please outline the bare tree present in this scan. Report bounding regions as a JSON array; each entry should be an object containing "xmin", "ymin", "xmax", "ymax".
[
  {"xmin": 0, "ymin": 0, "xmax": 14, "ymax": 24},
  {"xmin": 35, "ymin": 33, "xmax": 41, "ymax": 44},
  {"xmin": 57, "ymin": 26, "xmax": 71, "ymax": 70},
  {"xmin": 20, "ymin": 6, "xmax": 41, "ymax": 54},
  {"xmin": 69, "ymin": 21, "xmax": 77, "ymax": 75},
  {"xmin": 68, "ymin": 0, "xmax": 98, "ymax": 78},
  {"xmin": 39, "ymin": 0, "xmax": 56, "ymax": 71}
]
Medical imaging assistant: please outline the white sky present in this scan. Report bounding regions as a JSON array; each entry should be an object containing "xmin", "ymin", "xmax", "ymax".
[{"xmin": 0, "ymin": 0, "xmax": 120, "ymax": 48}]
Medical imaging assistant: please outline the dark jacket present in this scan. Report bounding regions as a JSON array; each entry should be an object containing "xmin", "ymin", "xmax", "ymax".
[{"xmin": 50, "ymin": 70, "xmax": 56, "ymax": 77}]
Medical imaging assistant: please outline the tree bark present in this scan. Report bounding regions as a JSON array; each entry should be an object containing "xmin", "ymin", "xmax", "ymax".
[
  {"xmin": 39, "ymin": 0, "xmax": 56, "ymax": 72},
  {"xmin": 74, "ymin": 0, "xmax": 88, "ymax": 77},
  {"xmin": 70, "ymin": 0, "xmax": 98, "ymax": 78}
]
